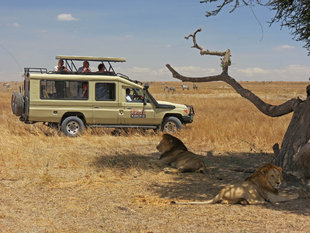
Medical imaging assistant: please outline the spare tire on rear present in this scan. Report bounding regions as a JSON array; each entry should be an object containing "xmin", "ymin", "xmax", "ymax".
[{"xmin": 11, "ymin": 92, "xmax": 24, "ymax": 116}]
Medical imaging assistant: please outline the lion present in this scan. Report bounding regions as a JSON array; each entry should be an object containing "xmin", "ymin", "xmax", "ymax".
[
  {"xmin": 172, "ymin": 163, "xmax": 298, "ymax": 205},
  {"xmin": 156, "ymin": 133, "xmax": 207, "ymax": 173}
]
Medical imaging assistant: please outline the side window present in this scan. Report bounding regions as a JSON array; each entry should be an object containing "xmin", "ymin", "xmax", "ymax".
[
  {"xmin": 40, "ymin": 80, "xmax": 88, "ymax": 100},
  {"xmin": 95, "ymin": 83, "xmax": 116, "ymax": 101},
  {"xmin": 125, "ymin": 88, "xmax": 133, "ymax": 102},
  {"xmin": 125, "ymin": 87, "xmax": 146, "ymax": 103}
]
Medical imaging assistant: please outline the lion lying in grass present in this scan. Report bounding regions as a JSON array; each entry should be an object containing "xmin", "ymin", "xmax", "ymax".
[
  {"xmin": 156, "ymin": 134, "xmax": 207, "ymax": 173},
  {"xmin": 172, "ymin": 163, "xmax": 298, "ymax": 205}
]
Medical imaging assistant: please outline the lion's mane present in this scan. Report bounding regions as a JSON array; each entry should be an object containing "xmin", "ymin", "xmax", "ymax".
[{"xmin": 245, "ymin": 163, "xmax": 282, "ymax": 194}]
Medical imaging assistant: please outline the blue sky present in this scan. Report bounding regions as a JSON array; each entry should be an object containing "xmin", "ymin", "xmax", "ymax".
[{"xmin": 0, "ymin": 0, "xmax": 309, "ymax": 82}]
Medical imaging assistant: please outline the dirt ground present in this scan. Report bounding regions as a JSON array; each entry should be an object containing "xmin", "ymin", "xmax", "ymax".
[{"xmin": 1, "ymin": 147, "xmax": 309, "ymax": 233}]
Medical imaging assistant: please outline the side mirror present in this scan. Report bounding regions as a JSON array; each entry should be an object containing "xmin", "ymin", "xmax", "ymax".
[{"xmin": 143, "ymin": 83, "xmax": 149, "ymax": 90}]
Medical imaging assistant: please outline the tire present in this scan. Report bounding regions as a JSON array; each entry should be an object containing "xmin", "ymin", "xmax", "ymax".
[
  {"xmin": 161, "ymin": 116, "xmax": 182, "ymax": 133},
  {"xmin": 11, "ymin": 92, "xmax": 24, "ymax": 116},
  {"xmin": 61, "ymin": 116, "xmax": 85, "ymax": 137}
]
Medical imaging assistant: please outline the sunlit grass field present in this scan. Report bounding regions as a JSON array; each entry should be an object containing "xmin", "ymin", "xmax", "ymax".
[
  {"xmin": 0, "ymin": 81, "xmax": 309, "ymax": 232},
  {"xmin": 1, "ymin": 81, "xmax": 306, "ymax": 151}
]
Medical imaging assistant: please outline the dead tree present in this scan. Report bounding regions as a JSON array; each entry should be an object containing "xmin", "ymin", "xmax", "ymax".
[{"xmin": 166, "ymin": 28, "xmax": 310, "ymax": 176}]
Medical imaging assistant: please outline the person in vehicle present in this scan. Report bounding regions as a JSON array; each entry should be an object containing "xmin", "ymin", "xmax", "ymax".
[
  {"xmin": 41, "ymin": 85, "xmax": 49, "ymax": 98},
  {"xmin": 126, "ymin": 88, "xmax": 133, "ymax": 102},
  {"xmin": 54, "ymin": 59, "xmax": 70, "ymax": 72},
  {"xmin": 97, "ymin": 63, "xmax": 106, "ymax": 73},
  {"xmin": 97, "ymin": 63, "xmax": 114, "ymax": 75},
  {"xmin": 82, "ymin": 82, "xmax": 88, "ymax": 98},
  {"xmin": 78, "ymin": 61, "xmax": 91, "ymax": 73}
]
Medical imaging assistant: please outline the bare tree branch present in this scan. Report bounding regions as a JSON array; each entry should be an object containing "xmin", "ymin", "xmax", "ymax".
[
  {"xmin": 166, "ymin": 64, "xmax": 302, "ymax": 117},
  {"xmin": 184, "ymin": 28, "xmax": 231, "ymax": 72},
  {"xmin": 185, "ymin": 28, "xmax": 226, "ymax": 56},
  {"xmin": 166, "ymin": 28, "xmax": 302, "ymax": 117}
]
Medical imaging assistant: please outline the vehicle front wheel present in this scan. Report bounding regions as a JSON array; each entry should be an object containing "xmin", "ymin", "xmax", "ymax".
[
  {"xmin": 161, "ymin": 116, "xmax": 182, "ymax": 133},
  {"xmin": 61, "ymin": 116, "xmax": 85, "ymax": 137}
]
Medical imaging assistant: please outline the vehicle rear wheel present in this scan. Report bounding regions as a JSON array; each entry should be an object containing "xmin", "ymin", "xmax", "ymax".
[
  {"xmin": 161, "ymin": 116, "xmax": 182, "ymax": 133},
  {"xmin": 11, "ymin": 92, "xmax": 24, "ymax": 116},
  {"xmin": 61, "ymin": 116, "xmax": 84, "ymax": 137}
]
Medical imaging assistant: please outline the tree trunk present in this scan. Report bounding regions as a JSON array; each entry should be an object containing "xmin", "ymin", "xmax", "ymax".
[{"xmin": 275, "ymin": 98, "xmax": 310, "ymax": 174}]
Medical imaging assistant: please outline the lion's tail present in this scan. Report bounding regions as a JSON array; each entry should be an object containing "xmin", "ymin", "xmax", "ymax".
[{"xmin": 171, "ymin": 194, "xmax": 220, "ymax": 205}]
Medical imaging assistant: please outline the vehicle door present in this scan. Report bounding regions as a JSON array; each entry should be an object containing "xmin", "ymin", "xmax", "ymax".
[
  {"xmin": 120, "ymin": 86, "xmax": 155, "ymax": 125},
  {"xmin": 92, "ymin": 81, "xmax": 120, "ymax": 124}
]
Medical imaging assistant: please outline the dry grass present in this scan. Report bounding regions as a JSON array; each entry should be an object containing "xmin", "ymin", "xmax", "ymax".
[{"xmin": 0, "ymin": 81, "xmax": 309, "ymax": 232}]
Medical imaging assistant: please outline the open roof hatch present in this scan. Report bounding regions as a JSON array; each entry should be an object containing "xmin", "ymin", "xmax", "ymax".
[{"xmin": 55, "ymin": 55, "xmax": 126, "ymax": 73}]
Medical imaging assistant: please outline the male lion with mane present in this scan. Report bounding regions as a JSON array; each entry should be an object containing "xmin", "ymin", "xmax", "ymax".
[
  {"xmin": 172, "ymin": 163, "xmax": 298, "ymax": 205},
  {"xmin": 156, "ymin": 134, "xmax": 207, "ymax": 173}
]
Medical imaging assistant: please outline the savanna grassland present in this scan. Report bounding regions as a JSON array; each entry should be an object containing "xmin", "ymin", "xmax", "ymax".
[{"xmin": 0, "ymin": 81, "xmax": 309, "ymax": 232}]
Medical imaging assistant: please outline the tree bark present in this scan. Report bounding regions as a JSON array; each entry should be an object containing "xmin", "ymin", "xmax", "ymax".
[{"xmin": 276, "ymin": 98, "xmax": 310, "ymax": 174}]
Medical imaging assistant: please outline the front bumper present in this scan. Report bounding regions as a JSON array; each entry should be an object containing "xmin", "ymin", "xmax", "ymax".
[{"xmin": 182, "ymin": 105, "xmax": 195, "ymax": 124}]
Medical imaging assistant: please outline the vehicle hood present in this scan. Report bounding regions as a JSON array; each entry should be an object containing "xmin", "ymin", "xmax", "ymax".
[{"xmin": 157, "ymin": 100, "xmax": 186, "ymax": 109}]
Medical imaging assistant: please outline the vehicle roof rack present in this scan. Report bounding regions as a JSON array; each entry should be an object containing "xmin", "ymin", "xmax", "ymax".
[
  {"xmin": 24, "ymin": 68, "xmax": 48, "ymax": 74},
  {"xmin": 55, "ymin": 55, "xmax": 126, "ymax": 62}
]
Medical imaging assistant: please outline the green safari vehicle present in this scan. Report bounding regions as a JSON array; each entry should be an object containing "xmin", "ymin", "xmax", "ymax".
[{"xmin": 11, "ymin": 56, "xmax": 195, "ymax": 136}]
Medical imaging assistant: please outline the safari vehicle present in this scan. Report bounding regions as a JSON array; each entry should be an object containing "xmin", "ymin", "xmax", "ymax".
[{"xmin": 11, "ymin": 56, "xmax": 194, "ymax": 136}]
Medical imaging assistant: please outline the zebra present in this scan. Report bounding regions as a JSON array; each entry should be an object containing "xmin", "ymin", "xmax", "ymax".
[
  {"xmin": 181, "ymin": 84, "xmax": 189, "ymax": 90},
  {"xmin": 164, "ymin": 86, "xmax": 176, "ymax": 94}
]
